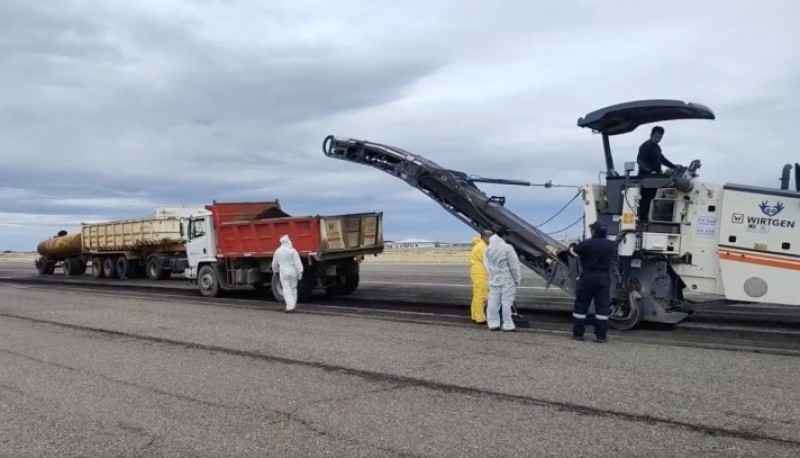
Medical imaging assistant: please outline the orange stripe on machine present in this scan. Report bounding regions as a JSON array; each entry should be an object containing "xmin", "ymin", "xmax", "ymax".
[{"xmin": 719, "ymin": 248, "xmax": 800, "ymax": 271}]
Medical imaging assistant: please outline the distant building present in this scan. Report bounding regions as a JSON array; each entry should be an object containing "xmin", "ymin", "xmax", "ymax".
[{"xmin": 387, "ymin": 238, "xmax": 439, "ymax": 248}]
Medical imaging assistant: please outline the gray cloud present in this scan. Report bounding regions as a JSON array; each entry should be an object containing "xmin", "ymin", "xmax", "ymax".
[{"xmin": 2, "ymin": 0, "xmax": 800, "ymax": 249}]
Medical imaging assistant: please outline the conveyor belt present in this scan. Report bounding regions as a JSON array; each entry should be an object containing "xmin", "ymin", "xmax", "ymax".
[{"xmin": 323, "ymin": 135, "xmax": 579, "ymax": 296}]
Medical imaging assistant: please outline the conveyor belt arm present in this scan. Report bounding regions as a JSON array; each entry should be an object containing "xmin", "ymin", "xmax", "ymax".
[{"xmin": 322, "ymin": 135, "xmax": 579, "ymax": 296}]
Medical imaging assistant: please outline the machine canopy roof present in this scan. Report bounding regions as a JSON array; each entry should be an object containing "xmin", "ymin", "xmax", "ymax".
[{"xmin": 577, "ymin": 99, "xmax": 715, "ymax": 136}]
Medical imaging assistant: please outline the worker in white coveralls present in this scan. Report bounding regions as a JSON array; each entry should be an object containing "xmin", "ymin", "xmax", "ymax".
[
  {"xmin": 271, "ymin": 234, "xmax": 304, "ymax": 312},
  {"xmin": 483, "ymin": 233, "xmax": 522, "ymax": 332}
]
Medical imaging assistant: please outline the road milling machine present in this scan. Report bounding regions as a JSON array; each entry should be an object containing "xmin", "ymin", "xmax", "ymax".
[{"xmin": 323, "ymin": 99, "xmax": 800, "ymax": 330}]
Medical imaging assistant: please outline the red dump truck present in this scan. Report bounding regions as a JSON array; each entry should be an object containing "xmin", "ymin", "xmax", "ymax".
[
  {"xmin": 183, "ymin": 201, "xmax": 384, "ymax": 301},
  {"xmin": 34, "ymin": 200, "xmax": 384, "ymax": 301}
]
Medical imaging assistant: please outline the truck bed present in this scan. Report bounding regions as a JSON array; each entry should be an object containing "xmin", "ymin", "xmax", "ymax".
[
  {"xmin": 214, "ymin": 211, "xmax": 384, "ymax": 260},
  {"xmin": 81, "ymin": 217, "xmax": 185, "ymax": 252}
]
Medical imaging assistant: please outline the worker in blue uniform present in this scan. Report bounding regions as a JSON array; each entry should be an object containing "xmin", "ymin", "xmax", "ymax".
[{"xmin": 568, "ymin": 221, "xmax": 618, "ymax": 342}]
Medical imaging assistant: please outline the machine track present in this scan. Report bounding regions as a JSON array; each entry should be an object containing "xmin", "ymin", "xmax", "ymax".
[{"xmin": 2, "ymin": 276, "xmax": 799, "ymax": 356}]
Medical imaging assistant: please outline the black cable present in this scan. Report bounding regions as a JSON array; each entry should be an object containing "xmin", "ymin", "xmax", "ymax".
[
  {"xmin": 535, "ymin": 189, "xmax": 581, "ymax": 228},
  {"xmin": 546, "ymin": 214, "xmax": 584, "ymax": 235}
]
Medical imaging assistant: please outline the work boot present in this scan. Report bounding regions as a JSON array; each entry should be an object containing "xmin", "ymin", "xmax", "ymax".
[{"xmin": 594, "ymin": 336, "xmax": 607, "ymax": 343}]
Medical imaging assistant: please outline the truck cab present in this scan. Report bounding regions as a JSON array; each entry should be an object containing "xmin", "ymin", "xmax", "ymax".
[{"xmin": 182, "ymin": 209, "xmax": 218, "ymax": 281}]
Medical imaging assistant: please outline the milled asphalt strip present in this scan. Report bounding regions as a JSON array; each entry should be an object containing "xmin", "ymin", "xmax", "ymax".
[
  {"xmin": 1, "ymin": 311, "xmax": 798, "ymax": 447},
  {"xmin": 3, "ymin": 282, "xmax": 800, "ymax": 357}
]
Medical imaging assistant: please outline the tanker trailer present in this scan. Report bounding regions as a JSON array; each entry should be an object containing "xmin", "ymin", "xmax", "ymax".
[{"xmin": 34, "ymin": 231, "xmax": 87, "ymax": 276}]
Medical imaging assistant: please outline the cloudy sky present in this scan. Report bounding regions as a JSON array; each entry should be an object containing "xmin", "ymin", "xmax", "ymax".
[{"xmin": 1, "ymin": 0, "xmax": 799, "ymax": 250}]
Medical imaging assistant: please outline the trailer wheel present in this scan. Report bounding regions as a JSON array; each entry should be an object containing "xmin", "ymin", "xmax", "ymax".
[
  {"xmin": 64, "ymin": 257, "xmax": 83, "ymax": 276},
  {"xmin": 116, "ymin": 256, "xmax": 134, "ymax": 279},
  {"xmin": 35, "ymin": 258, "xmax": 52, "ymax": 276},
  {"xmin": 102, "ymin": 257, "xmax": 118, "ymax": 278},
  {"xmin": 197, "ymin": 265, "xmax": 221, "ymax": 297},
  {"xmin": 91, "ymin": 258, "xmax": 105, "ymax": 278}
]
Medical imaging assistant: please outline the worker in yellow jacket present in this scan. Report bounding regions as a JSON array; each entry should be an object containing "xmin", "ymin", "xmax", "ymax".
[{"xmin": 470, "ymin": 230, "xmax": 493, "ymax": 323}]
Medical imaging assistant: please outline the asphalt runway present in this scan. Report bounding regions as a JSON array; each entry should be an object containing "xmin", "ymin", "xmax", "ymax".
[
  {"xmin": 3, "ymin": 260, "xmax": 800, "ymax": 329},
  {"xmin": 1, "ymin": 280, "xmax": 799, "ymax": 457}
]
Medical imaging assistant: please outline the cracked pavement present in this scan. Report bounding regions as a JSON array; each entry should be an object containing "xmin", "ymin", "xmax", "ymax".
[{"xmin": 1, "ymin": 285, "xmax": 799, "ymax": 457}]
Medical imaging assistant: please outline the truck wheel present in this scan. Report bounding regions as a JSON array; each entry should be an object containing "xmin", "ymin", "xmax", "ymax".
[
  {"xmin": 339, "ymin": 272, "xmax": 359, "ymax": 295},
  {"xmin": 102, "ymin": 257, "xmax": 118, "ymax": 278},
  {"xmin": 146, "ymin": 258, "xmax": 160, "ymax": 280},
  {"xmin": 197, "ymin": 265, "xmax": 221, "ymax": 297},
  {"xmin": 91, "ymin": 258, "xmax": 105, "ymax": 278},
  {"xmin": 146, "ymin": 257, "xmax": 171, "ymax": 281},
  {"xmin": 116, "ymin": 256, "xmax": 134, "ymax": 279}
]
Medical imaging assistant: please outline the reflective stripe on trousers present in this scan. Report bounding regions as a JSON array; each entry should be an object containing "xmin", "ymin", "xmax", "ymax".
[{"xmin": 571, "ymin": 271, "xmax": 610, "ymax": 339}]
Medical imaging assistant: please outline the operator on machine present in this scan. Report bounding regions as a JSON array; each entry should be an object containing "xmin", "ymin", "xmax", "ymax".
[
  {"xmin": 636, "ymin": 125, "xmax": 684, "ymax": 223},
  {"xmin": 568, "ymin": 221, "xmax": 619, "ymax": 343},
  {"xmin": 637, "ymin": 125, "xmax": 676, "ymax": 175}
]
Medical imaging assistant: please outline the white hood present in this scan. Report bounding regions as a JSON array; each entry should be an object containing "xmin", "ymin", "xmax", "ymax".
[
  {"xmin": 488, "ymin": 234, "xmax": 504, "ymax": 245},
  {"xmin": 483, "ymin": 233, "xmax": 521, "ymax": 286},
  {"xmin": 272, "ymin": 234, "xmax": 303, "ymax": 278}
]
